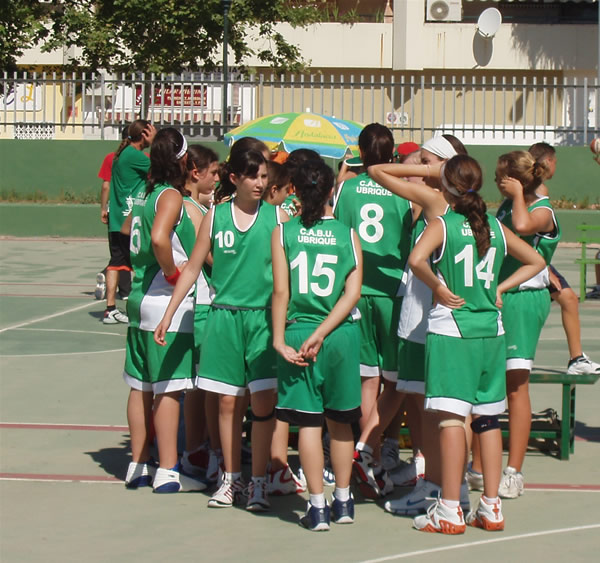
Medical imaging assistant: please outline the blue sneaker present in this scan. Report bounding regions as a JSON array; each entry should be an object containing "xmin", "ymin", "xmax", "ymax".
[
  {"xmin": 331, "ymin": 493, "xmax": 355, "ymax": 524},
  {"xmin": 152, "ymin": 464, "xmax": 207, "ymax": 493},
  {"xmin": 299, "ymin": 502, "xmax": 330, "ymax": 531},
  {"xmin": 125, "ymin": 460, "xmax": 156, "ymax": 489}
]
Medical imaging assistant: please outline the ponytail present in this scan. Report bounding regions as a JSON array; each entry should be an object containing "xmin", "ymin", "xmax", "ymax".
[
  {"xmin": 115, "ymin": 119, "xmax": 150, "ymax": 160},
  {"xmin": 292, "ymin": 158, "xmax": 333, "ymax": 228},
  {"xmin": 443, "ymin": 155, "xmax": 491, "ymax": 257}
]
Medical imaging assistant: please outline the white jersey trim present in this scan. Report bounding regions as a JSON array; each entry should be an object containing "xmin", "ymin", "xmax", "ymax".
[
  {"xmin": 425, "ymin": 396, "xmax": 506, "ymax": 417},
  {"xmin": 230, "ymin": 198, "xmax": 259, "ymax": 233}
]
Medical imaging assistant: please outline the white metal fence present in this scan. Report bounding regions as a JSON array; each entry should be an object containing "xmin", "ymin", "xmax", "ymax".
[{"xmin": 1, "ymin": 71, "xmax": 598, "ymax": 145}]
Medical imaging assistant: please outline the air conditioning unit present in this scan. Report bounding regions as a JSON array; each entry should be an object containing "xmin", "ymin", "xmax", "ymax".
[{"xmin": 426, "ymin": 0, "xmax": 462, "ymax": 22}]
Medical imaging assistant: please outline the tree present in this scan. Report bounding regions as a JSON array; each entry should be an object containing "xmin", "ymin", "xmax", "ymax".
[
  {"xmin": 0, "ymin": 1, "xmax": 49, "ymax": 74},
  {"xmin": 13, "ymin": 0, "xmax": 327, "ymax": 74}
]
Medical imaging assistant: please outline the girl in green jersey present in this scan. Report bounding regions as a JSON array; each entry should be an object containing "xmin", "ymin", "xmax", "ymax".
[
  {"xmin": 155, "ymin": 146, "xmax": 289, "ymax": 511},
  {"xmin": 124, "ymin": 128, "xmax": 206, "ymax": 494},
  {"xmin": 272, "ymin": 158, "xmax": 363, "ymax": 531},
  {"xmin": 408, "ymin": 155, "xmax": 545, "ymax": 534}
]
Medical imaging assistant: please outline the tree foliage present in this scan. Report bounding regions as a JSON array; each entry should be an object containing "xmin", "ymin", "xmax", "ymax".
[
  {"xmin": 0, "ymin": 1, "xmax": 49, "ymax": 73},
  {"xmin": 2, "ymin": 0, "xmax": 327, "ymax": 74}
]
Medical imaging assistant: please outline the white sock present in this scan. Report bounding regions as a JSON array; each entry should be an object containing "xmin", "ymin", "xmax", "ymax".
[
  {"xmin": 441, "ymin": 498, "xmax": 460, "ymax": 508},
  {"xmin": 310, "ymin": 493, "xmax": 326, "ymax": 508},
  {"xmin": 356, "ymin": 442, "xmax": 373, "ymax": 455},
  {"xmin": 334, "ymin": 486, "xmax": 350, "ymax": 502},
  {"xmin": 225, "ymin": 471, "xmax": 241, "ymax": 482},
  {"xmin": 482, "ymin": 495, "xmax": 499, "ymax": 505},
  {"xmin": 251, "ymin": 475, "xmax": 266, "ymax": 484}
]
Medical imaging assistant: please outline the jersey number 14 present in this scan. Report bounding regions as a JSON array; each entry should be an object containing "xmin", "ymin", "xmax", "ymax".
[{"xmin": 454, "ymin": 246, "xmax": 497, "ymax": 289}]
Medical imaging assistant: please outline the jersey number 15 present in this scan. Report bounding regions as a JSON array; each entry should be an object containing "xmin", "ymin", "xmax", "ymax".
[{"xmin": 290, "ymin": 251, "xmax": 338, "ymax": 297}]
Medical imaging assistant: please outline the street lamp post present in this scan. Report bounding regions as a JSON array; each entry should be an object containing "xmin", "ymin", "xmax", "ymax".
[{"xmin": 222, "ymin": 0, "xmax": 232, "ymax": 136}]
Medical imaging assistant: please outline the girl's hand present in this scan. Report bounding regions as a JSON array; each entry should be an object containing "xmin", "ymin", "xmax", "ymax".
[
  {"xmin": 433, "ymin": 284, "xmax": 465, "ymax": 309},
  {"xmin": 495, "ymin": 289, "xmax": 504, "ymax": 309},
  {"xmin": 299, "ymin": 332, "xmax": 325, "ymax": 362},
  {"xmin": 154, "ymin": 318, "xmax": 171, "ymax": 346},
  {"xmin": 274, "ymin": 343, "xmax": 308, "ymax": 366},
  {"xmin": 499, "ymin": 176, "xmax": 524, "ymax": 199}
]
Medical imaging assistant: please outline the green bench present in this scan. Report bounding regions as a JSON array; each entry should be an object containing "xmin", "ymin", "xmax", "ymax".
[
  {"xmin": 520, "ymin": 371, "xmax": 599, "ymax": 460},
  {"xmin": 395, "ymin": 371, "xmax": 598, "ymax": 461},
  {"xmin": 576, "ymin": 224, "xmax": 600, "ymax": 302}
]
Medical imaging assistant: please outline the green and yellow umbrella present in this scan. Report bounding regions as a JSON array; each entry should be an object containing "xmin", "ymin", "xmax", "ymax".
[{"xmin": 224, "ymin": 112, "xmax": 363, "ymax": 159}]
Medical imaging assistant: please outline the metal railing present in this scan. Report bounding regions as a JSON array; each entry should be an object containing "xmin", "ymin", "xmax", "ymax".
[{"xmin": 1, "ymin": 70, "xmax": 598, "ymax": 145}]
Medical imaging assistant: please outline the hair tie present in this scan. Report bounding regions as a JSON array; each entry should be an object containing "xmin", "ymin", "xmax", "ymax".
[
  {"xmin": 175, "ymin": 132, "xmax": 188, "ymax": 160},
  {"xmin": 440, "ymin": 162, "xmax": 463, "ymax": 197},
  {"xmin": 467, "ymin": 188, "xmax": 476, "ymax": 193},
  {"xmin": 127, "ymin": 135, "xmax": 132, "ymax": 140},
  {"xmin": 311, "ymin": 179, "xmax": 317, "ymax": 185}
]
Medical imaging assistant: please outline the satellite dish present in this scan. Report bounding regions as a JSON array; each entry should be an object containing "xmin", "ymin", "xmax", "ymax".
[{"xmin": 477, "ymin": 8, "xmax": 502, "ymax": 39}]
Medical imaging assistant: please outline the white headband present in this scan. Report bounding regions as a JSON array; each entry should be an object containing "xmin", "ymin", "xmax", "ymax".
[
  {"xmin": 421, "ymin": 136, "xmax": 458, "ymax": 160},
  {"xmin": 440, "ymin": 162, "xmax": 463, "ymax": 197},
  {"xmin": 175, "ymin": 133, "xmax": 188, "ymax": 160}
]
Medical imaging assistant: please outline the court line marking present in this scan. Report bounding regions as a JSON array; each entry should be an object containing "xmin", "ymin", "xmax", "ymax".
[
  {"xmin": 0, "ymin": 473, "xmax": 122, "ymax": 483},
  {"xmin": 0, "ymin": 348, "xmax": 125, "ymax": 358},
  {"xmin": 358, "ymin": 523, "xmax": 600, "ymax": 563},
  {"xmin": 0, "ymin": 301, "xmax": 99, "ymax": 334},
  {"xmin": 0, "ymin": 422, "xmax": 129, "ymax": 431},
  {"xmin": 14, "ymin": 328, "xmax": 124, "ymax": 337}
]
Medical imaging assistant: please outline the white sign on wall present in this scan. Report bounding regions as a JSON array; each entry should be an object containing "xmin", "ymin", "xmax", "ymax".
[{"xmin": 1, "ymin": 84, "xmax": 44, "ymax": 111}]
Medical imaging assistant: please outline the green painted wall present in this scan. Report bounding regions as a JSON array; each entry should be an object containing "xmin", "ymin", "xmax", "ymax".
[
  {"xmin": 0, "ymin": 203, "xmax": 597, "ymax": 242},
  {"xmin": 1, "ymin": 140, "xmax": 599, "ymax": 204}
]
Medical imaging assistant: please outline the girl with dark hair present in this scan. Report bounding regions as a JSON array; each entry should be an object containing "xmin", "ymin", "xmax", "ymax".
[
  {"xmin": 104, "ymin": 119, "xmax": 156, "ymax": 325},
  {"xmin": 333, "ymin": 124, "xmax": 413, "ymax": 499},
  {"xmin": 123, "ymin": 127, "xmax": 206, "ymax": 494},
  {"xmin": 272, "ymin": 158, "xmax": 363, "ymax": 531},
  {"xmin": 155, "ymin": 141, "xmax": 288, "ymax": 511},
  {"xmin": 366, "ymin": 140, "xmax": 465, "ymax": 513},
  {"xmin": 407, "ymin": 154, "xmax": 545, "ymax": 534},
  {"xmin": 492, "ymin": 151, "xmax": 561, "ymax": 499},
  {"xmin": 178, "ymin": 145, "xmax": 223, "ymax": 480}
]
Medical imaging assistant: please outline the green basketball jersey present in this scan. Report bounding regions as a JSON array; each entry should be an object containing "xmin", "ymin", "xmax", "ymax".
[
  {"xmin": 333, "ymin": 172, "xmax": 412, "ymax": 297},
  {"xmin": 496, "ymin": 196, "xmax": 560, "ymax": 292},
  {"xmin": 128, "ymin": 185, "xmax": 196, "ymax": 332},
  {"xmin": 280, "ymin": 194, "xmax": 298, "ymax": 218},
  {"xmin": 428, "ymin": 211, "xmax": 507, "ymax": 339},
  {"xmin": 184, "ymin": 197, "xmax": 212, "ymax": 306},
  {"xmin": 209, "ymin": 199, "xmax": 281, "ymax": 308},
  {"xmin": 281, "ymin": 216, "xmax": 359, "ymax": 324},
  {"xmin": 108, "ymin": 145, "xmax": 150, "ymax": 233}
]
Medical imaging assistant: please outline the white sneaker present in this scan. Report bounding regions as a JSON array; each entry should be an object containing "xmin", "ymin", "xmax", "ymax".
[
  {"xmin": 181, "ymin": 444, "xmax": 209, "ymax": 477},
  {"xmin": 152, "ymin": 466, "xmax": 207, "ymax": 493},
  {"xmin": 465, "ymin": 461, "xmax": 484, "ymax": 491},
  {"xmin": 567, "ymin": 354, "xmax": 600, "ymax": 375},
  {"xmin": 384, "ymin": 478, "xmax": 470, "ymax": 516},
  {"xmin": 389, "ymin": 453, "xmax": 425, "ymax": 487},
  {"xmin": 466, "ymin": 496, "xmax": 505, "ymax": 531},
  {"xmin": 267, "ymin": 464, "xmax": 306, "ymax": 495},
  {"xmin": 246, "ymin": 477, "xmax": 270, "ymax": 512},
  {"xmin": 206, "ymin": 448, "xmax": 223, "ymax": 484},
  {"xmin": 94, "ymin": 272, "xmax": 106, "ymax": 300},
  {"xmin": 498, "ymin": 466, "xmax": 524, "ymax": 499},
  {"xmin": 208, "ymin": 476, "xmax": 247, "ymax": 508},
  {"xmin": 352, "ymin": 449, "xmax": 393, "ymax": 499},
  {"xmin": 124, "ymin": 460, "xmax": 156, "ymax": 489},
  {"xmin": 381, "ymin": 438, "xmax": 403, "ymax": 472},
  {"xmin": 103, "ymin": 308, "xmax": 128, "ymax": 324},
  {"xmin": 413, "ymin": 498, "xmax": 466, "ymax": 534}
]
